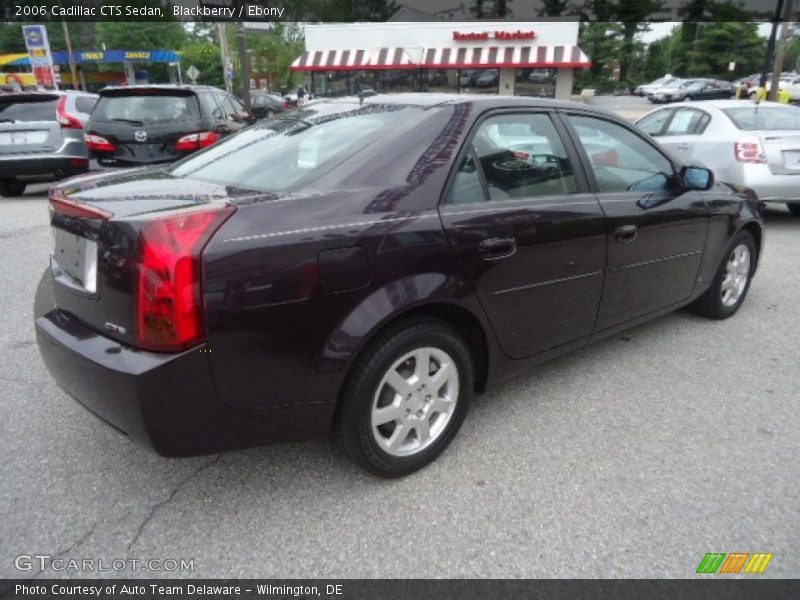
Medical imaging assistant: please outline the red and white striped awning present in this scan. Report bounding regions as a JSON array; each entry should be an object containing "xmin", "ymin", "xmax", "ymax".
[
  {"xmin": 420, "ymin": 45, "xmax": 591, "ymax": 69},
  {"xmin": 291, "ymin": 48, "xmax": 418, "ymax": 71},
  {"xmin": 290, "ymin": 45, "xmax": 590, "ymax": 71}
]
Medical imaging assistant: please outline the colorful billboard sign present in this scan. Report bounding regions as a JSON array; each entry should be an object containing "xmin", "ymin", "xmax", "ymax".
[{"xmin": 22, "ymin": 24, "xmax": 56, "ymax": 88}]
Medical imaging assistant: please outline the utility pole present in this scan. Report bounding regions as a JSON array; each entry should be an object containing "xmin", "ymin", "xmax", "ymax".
[
  {"xmin": 770, "ymin": 0, "xmax": 795, "ymax": 100},
  {"xmin": 236, "ymin": 22, "xmax": 251, "ymax": 113},
  {"xmin": 60, "ymin": 17, "xmax": 79, "ymax": 90},
  {"xmin": 217, "ymin": 22, "xmax": 232, "ymax": 94},
  {"xmin": 760, "ymin": 0, "xmax": 784, "ymax": 94}
]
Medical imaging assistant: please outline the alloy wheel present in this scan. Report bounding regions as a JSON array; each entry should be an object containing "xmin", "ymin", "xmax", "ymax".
[
  {"xmin": 371, "ymin": 347, "xmax": 459, "ymax": 457},
  {"xmin": 721, "ymin": 244, "xmax": 751, "ymax": 307}
]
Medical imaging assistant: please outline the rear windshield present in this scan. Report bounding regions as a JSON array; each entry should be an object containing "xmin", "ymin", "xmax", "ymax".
[
  {"xmin": 723, "ymin": 106, "xmax": 800, "ymax": 130},
  {"xmin": 170, "ymin": 103, "xmax": 419, "ymax": 192},
  {"xmin": 93, "ymin": 93, "xmax": 200, "ymax": 124},
  {"xmin": 0, "ymin": 96, "xmax": 58, "ymax": 122}
]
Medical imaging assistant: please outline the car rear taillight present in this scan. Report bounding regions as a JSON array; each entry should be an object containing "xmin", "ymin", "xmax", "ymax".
[
  {"xmin": 282, "ymin": 101, "xmax": 289, "ymax": 109},
  {"xmin": 56, "ymin": 96, "xmax": 82, "ymax": 129},
  {"xmin": 135, "ymin": 205, "xmax": 235, "ymax": 352},
  {"xmin": 85, "ymin": 133, "xmax": 116, "ymax": 153},
  {"xmin": 734, "ymin": 136, "xmax": 766, "ymax": 164},
  {"xmin": 49, "ymin": 187, "xmax": 113, "ymax": 220},
  {"xmin": 174, "ymin": 131, "xmax": 219, "ymax": 152}
]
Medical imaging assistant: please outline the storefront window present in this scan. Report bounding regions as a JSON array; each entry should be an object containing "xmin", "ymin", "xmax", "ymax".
[
  {"xmin": 514, "ymin": 69, "xmax": 556, "ymax": 98},
  {"xmin": 313, "ymin": 71, "xmax": 381, "ymax": 97},
  {"xmin": 380, "ymin": 70, "xmax": 419, "ymax": 93},
  {"xmin": 425, "ymin": 69, "xmax": 459, "ymax": 93},
  {"xmin": 459, "ymin": 69, "xmax": 499, "ymax": 95}
]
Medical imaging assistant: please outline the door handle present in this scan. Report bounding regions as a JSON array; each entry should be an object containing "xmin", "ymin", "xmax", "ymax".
[
  {"xmin": 614, "ymin": 224, "xmax": 638, "ymax": 244},
  {"xmin": 478, "ymin": 236, "xmax": 517, "ymax": 259}
]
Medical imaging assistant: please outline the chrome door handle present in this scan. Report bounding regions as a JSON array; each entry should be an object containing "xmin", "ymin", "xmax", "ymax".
[
  {"xmin": 614, "ymin": 224, "xmax": 638, "ymax": 244},
  {"xmin": 478, "ymin": 236, "xmax": 517, "ymax": 259}
]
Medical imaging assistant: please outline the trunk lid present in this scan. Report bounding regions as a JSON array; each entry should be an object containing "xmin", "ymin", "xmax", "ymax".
[
  {"xmin": 758, "ymin": 130, "xmax": 800, "ymax": 175},
  {"xmin": 0, "ymin": 94, "xmax": 62, "ymax": 155},
  {"xmin": 48, "ymin": 168, "xmax": 249, "ymax": 347}
]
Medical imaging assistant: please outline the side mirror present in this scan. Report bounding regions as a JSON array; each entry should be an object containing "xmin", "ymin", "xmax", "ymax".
[{"xmin": 681, "ymin": 165, "xmax": 714, "ymax": 191}]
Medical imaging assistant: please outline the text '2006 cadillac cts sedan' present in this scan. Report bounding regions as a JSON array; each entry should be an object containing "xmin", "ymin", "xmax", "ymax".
[{"xmin": 35, "ymin": 94, "xmax": 763, "ymax": 477}]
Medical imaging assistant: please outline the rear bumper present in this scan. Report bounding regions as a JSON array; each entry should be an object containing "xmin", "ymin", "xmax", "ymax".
[
  {"xmin": 738, "ymin": 164, "xmax": 800, "ymax": 202},
  {"xmin": 34, "ymin": 273, "xmax": 332, "ymax": 456},
  {"xmin": 0, "ymin": 156, "xmax": 89, "ymax": 178}
]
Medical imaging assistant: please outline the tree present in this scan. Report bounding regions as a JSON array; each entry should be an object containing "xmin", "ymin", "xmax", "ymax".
[{"xmin": 180, "ymin": 41, "xmax": 222, "ymax": 86}]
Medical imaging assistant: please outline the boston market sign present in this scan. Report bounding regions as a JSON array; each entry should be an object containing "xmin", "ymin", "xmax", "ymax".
[{"xmin": 453, "ymin": 30, "xmax": 537, "ymax": 42}]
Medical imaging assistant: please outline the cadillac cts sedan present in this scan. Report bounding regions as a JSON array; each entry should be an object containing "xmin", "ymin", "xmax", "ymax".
[{"xmin": 35, "ymin": 95, "xmax": 763, "ymax": 477}]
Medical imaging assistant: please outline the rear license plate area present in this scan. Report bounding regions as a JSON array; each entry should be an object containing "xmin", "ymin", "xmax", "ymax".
[
  {"xmin": 51, "ymin": 227, "xmax": 98, "ymax": 294},
  {"xmin": 782, "ymin": 150, "xmax": 800, "ymax": 170}
]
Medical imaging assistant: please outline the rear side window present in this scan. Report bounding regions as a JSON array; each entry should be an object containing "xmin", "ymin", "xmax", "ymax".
[
  {"xmin": 0, "ymin": 96, "xmax": 57, "ymax": 122},
  {"xmin": 467, "ymin": 113, "xmax": 577, "ymax": 202},
  {"xmin": 723, "ymin": 106, "xmax": 800, "ymax": 131},
  {"xmin": 665, "ymin": 108, "xmax": 710, "ymax": 135},
  {"xmin": 93, "ymin": 94, "xmax": 200, "ymax": 124},
  {"xmin": 637, "ymin": 109, "xmax": 673, "ymax": 136},
  {"xmin": 74, "ymin": 96, "xmax": 97, "ymax": 115}
]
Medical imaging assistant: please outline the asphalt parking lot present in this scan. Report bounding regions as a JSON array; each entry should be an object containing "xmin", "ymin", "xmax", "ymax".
[{"xmin": 1, "ymin": 176, "xmax": 798, "ymax": 579}]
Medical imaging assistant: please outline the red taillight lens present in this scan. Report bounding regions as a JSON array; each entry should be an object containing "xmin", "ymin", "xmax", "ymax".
[
  {"xmin": 174, "ymin": 131, "xmax": 219, "ymax": 152},
  {"xmin": 56, "ymin": 96, "xmax": 83, "ymax": 129},
  {"xmin": 135, "ymin": 206, "xmax": 235, "ymax": 352},
  {"xmin": 85, "ymin": 133, "xmax": 116, "ymax": 153},
  {"xmin": 282, "ymin": 101, "xmax": 289, "ymax": 109},
  {"xmin": 734, "ymin": 136, "xmax": 766, "ymax": 164}
]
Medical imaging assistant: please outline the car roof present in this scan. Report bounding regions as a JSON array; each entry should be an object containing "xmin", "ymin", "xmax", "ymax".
[{"xmin": 319, "ymin": 92, "xmax": 600, "ymax": 113}]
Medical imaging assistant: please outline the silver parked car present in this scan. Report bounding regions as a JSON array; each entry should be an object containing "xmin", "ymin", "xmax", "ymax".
[
  {"xmin": 636, "ymin": 100, "xmax": 800, "ymax": 215},
  {"xmin": 0, "ymin": 90, "xmax": 97, "ymax": 197}
]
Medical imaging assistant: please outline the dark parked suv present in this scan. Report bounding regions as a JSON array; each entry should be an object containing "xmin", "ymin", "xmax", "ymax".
[
  {"xmin": 36, "ymin": 95, "xmax": 763, "ymax": 477},
  {"xmin": 85, "ymin": 85, "xmax": 253, "ymax": 166}
]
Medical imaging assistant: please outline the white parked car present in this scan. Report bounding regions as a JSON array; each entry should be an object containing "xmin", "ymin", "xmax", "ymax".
[{"xmin": 636, "ymin": 100, "xmax": 800, "ymax": 215}]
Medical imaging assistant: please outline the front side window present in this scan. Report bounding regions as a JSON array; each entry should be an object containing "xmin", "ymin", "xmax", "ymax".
[
  {"xmin": 568, "ymin": 115, "xmax": 675, "ymax": 193},
  {"xmin": 469, "ymin": 113, "xmax": 577, "ymax": 202}
]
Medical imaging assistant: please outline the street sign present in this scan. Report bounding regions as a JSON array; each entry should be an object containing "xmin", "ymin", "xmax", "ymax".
[
  {"xmin": 186, "ymin": 64, "xmax": 200, "ymax": 83},
  {"xmin": 22, "ymin": 24, "xmax": 56, "ymax": 88}
]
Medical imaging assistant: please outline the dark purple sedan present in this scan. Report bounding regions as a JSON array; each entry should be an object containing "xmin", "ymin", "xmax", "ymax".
[{"xmin": 35, "ymin": 94, "xmax": 763, "ymax": 477}]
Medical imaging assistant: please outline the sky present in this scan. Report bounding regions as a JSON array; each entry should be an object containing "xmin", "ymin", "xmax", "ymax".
[{"xmin": 639, "ymin": 22, "xmax": 777, "ymax": 44}]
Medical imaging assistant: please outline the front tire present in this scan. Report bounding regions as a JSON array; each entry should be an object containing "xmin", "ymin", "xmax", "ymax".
[
  {"xmin": 787, "ymin": 203, "xmax": 800, "ymax": 216},
  {"xmin": 336, "ymin": 317, "xmax": 473, "ymax": 477},
  {"xmin": 691, "ymin": 231, "xmax": 756, "ymax": 319}
]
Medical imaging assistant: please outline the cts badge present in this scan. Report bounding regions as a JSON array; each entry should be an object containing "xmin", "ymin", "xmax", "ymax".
[{"xmin": 105, "ymin": 322, "xmax": 127, "ymax": 335}]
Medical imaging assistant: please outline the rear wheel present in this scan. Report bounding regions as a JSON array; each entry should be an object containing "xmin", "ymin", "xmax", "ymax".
[
  {"xmin": 336, "ymin": 318, "xmax": 473, "ymax": 477},
  {"xmin": 787, "ymin": 203, "xmax": 800, "ymax": 216},
  {"xmin": 691, "ymin": 231, "xmax": 756, "ymax": 319},
  {"xmin": 0, "ymin": 178, "xmax": 26, "ymax": 197}
]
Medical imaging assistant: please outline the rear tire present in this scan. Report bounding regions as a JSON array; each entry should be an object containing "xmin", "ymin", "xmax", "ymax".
[
  {"xmin": 0, "ymin": 178, "xmax": 26, "ymax": 197},
  {"xmin": 691, "ymin": 231, "xmax": 756, "ymax": 319},
  {"xmin": 787, "ymin": 203, "xmax": 800, "ymax": 216},
  {"xmin": 336, "ymin": 317, "xmax": 473, "ymax": 478}
]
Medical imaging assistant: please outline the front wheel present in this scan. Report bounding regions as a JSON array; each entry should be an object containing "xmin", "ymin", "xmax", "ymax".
[
  {"xmin": 787, "ymin": 203, "xmax": 800, "ymax": 216},
  {"xmin": 691, "ymin": 231, "xmax": 756, "ymax": 319},
  {"xmin": 336, "ymin": 318, "xmax": 473, "ymax": 477}
]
